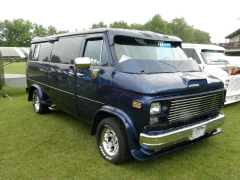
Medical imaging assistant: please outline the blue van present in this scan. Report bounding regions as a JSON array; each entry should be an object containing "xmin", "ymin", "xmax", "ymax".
[{"xmin": 26, "ymin": 28, "xmax": 225, "ymax": 164}]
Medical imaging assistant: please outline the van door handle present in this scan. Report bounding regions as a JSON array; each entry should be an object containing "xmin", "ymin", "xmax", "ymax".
[
  {"xmin": 76, "ymin": 72, "xmax": 84, "ymax": 78},
  {"xmin": 68, "ymin": 66, "xmax": 75, "ymax": 76},
  {"xmin": 69, "ymin": 71, "xmax": 74, "ymax": 76}
]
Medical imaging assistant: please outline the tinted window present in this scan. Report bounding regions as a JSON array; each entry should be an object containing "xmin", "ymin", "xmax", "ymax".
[
  {"xmin": 38, "ymin": 42, "xmax": 53, "ymax": 62},
  {"xmin": 31, "ymin": 44, "xmax": 40, "ymax": 60},
  {"xmin": 84, "ymin": 39, "xmax": 110, "ymax": 66},
  {"xmin": 51, "ymin": 36, "xmax": 83, "ymax": 64},
  {"xmin": 101, "ymin": 41, "xmax": 110, "ymax": 66}
]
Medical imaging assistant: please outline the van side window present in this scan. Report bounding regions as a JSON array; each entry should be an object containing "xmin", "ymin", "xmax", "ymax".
[
  {"xmin": 84, "ymin": 39, "xmax": 110, "ymax": 66},
  {"xmin": 183, "ymin": 48, "xmax": 201, "ymax": 64},
  {"xmin": 101, "ymin": 41, "xmax": 110, "ymax": 66},
  {"xmin": 32, "ymin": 44, "xmax": 40, "ymax": 60},
  {"xmin": 38, "ymin": 42, "xmax": 53, "ymax": 62},
  {"xmin": 51, "ymin": 36, "xmax": 83, "ymax": 64}
]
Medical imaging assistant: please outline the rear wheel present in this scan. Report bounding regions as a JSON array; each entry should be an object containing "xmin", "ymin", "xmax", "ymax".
[
  {"xmin": 32, "ymin": 89, "xmax": 50, "ymax": 114},
  {"xmin": 96, "ymin": 117, "xmax": 132, "ymax": 164}
]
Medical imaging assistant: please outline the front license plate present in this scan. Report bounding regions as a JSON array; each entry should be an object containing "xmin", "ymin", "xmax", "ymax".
[{"xmin": 189, "ymin": 125, "xmax": 206, "ymax": 140}]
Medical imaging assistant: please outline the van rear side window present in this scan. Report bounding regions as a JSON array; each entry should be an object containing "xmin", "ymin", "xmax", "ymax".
[
  {"xmin": 32, "ymin": 44, "xmax": 40, "ymax": 60},
  {"xmin": 38, "ymin": 42, "xmax": 53, "ymax": 62},
  {"xmin": 51, "ymin": 36, "xmax": 83, "ymax": 64}
]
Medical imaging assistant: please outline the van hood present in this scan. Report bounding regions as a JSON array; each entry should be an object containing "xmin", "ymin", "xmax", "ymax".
[{"xmin": 112, "ymin": 71, "xmax": 223, "ymax": 95}]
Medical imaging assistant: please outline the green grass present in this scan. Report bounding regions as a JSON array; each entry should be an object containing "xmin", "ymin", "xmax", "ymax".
[
  {"xmin": 3, "ymin": 62, "xmax": 26, "ymax": 74},
  {"xmin": 0, "ymin": 86, "xmax": 239, "ymax": 180}
]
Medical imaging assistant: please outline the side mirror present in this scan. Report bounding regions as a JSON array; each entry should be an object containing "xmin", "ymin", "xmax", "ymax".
[{"xmin": 74, "ymin": 57, "xmax": 91, "ymax": 69}]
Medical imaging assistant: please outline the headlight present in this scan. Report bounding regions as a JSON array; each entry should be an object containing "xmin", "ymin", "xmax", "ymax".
[{"xmin": 150, "ymin": 102, "xmax": 161, "ymax": 115}]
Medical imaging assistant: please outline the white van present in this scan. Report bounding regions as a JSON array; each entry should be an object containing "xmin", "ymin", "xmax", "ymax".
[{"xmin": 182, "ymin": 43, "xmax": 240, "ymax": 104}]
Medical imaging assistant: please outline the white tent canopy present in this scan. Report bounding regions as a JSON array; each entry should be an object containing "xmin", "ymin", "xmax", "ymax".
[
  {"xmin": 0, "ymin": 47, "xmax": 30, "ymax": 58},
  {"xmin": 0, "ymin": 48, "xmax": 28, "ymax": 90}
]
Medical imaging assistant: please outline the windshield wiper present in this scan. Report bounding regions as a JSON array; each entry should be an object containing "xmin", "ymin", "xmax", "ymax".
[{"xmin": 157, "ymin": 60, "xmax": 180, "ymax": 72}]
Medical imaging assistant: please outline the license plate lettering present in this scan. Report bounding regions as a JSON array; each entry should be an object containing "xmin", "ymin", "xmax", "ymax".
[{"xmin": 189, "ymin": 125, "xmax": 206, "ymax": 140}]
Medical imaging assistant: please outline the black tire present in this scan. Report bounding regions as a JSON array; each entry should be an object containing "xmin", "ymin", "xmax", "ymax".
[
  {"xmin": 96, "ymin": 117, "xmax": 132, "ymax": 165},
  {"xmin": 32, "ymin": 89, "xmax": 50, "ymax": 114}
]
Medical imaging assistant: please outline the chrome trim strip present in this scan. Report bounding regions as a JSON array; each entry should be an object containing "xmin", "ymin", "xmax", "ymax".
[
  {"xmin": 170, "ymin": 98, "xmax": 222, "ymax": 109},
  {"xmin": 140, "ymin": 113, "xmax": 225, "ymax": 151},
  {"xmin": 27, "ymin": 78, "xmax": 104, "ymax": 104},
  {"xmin": 171, "ymin": 92, "xmax": 223, "ymax": 103},
  {"xmin": 75, "ymin": 95, "xmax": 105, "ymax": 104}
]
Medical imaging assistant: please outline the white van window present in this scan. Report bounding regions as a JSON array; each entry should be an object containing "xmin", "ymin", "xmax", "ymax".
[
  {"xmin": 183, "ymin": 48, "xmax": 201, "ymax": 64},
  {"xmin": 201, "ymin": 50, "xmax": 228, "ymax": 65}
]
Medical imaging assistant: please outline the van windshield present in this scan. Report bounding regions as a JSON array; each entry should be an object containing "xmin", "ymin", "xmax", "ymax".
[
  {"xmin": 113, "ymin": 36, "xmax": 199, "ymax": 73},
  {"xmin": 114, "ymin": 36, "xmax": 188, "ymax": 61},
  {"xmin": 201, "ymin": 50, "xmax": 229, "ymax": 65}
]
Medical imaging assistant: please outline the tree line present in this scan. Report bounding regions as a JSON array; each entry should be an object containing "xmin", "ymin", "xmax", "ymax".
[
  {"xmin": 0, "ymin": 19, "xmax": 68, "ymax": 47},
  {"xmin": 0, "ymin": 14, "xmax": 211, "ymax": 47}
]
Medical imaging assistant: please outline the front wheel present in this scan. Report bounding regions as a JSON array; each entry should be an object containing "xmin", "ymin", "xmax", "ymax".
[
  {"xmin": 32, "ymin": 89, "xmax": 50, "ymax": 114},
  {"xmin": 96, "ymin": 117, "xmax": 132, "ymax": 165}
]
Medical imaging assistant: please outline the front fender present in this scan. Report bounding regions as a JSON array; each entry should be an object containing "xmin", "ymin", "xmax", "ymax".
[{"xmin": 92, "ymin": 105, "xmax": 141, "ymax": 153}]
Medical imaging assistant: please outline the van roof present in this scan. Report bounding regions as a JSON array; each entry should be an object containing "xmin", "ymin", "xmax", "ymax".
[
  {"xmin": 31, "ymin": 28, "xmax": 182, "ymax": 44},
  {"xmin": 182, "ymin": 43, "xmax": 226, "ymax": 51}
]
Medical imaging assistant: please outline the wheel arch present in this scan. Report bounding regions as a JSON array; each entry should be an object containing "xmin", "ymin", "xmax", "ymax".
[
  {"xmin": 92, "ymin": 105, "xmax": 140, "ymax": 151},
  {"xmin": 28, "ymin": 84, "xmax": 51, "ymax": 106}
]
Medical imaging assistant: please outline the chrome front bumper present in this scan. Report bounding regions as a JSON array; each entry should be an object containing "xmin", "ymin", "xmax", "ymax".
[{"xmin": 140, "ymin": 113, "xmax": 225, "ymax": 151}]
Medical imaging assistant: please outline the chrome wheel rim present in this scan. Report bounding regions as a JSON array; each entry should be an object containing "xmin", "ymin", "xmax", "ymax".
[
  {"xmin": 33, "ymin": 92, "xmax": 40, "ymax": 111},
  {"xmin": 101, "ymin": 125, "xmax": 119, "ymax": 157}
]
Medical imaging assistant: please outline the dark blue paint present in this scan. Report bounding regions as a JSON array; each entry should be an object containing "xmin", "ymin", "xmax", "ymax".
[{"xmin": 26, "ymin": 28, "xmax": 225, "ymax": 161}]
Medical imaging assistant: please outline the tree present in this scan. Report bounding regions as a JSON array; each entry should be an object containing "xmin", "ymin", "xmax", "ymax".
[
  {"xmin": 33, "ymin": 24, "xmax": 68, "ymax": 37},
  {"xmin": 0, "ymin": 19, "xmax": 69, "ymax": 47},
  {"xmin": 47, "ymin": 25, "xmax": 58, "ymax": 35},
  {"xmin": 144, "ymin": 14, "xmax": 168, "ymax": 34},
  {"xmin": 168, "ymin": 17, "xmax": 195, "ymax": 43},
  {"xmin": 89, "ymin": 15, "xmax": 212, "ymax": 44},
  {"xmin": 110, "ymin": 21, "xmax": 129, "ymax": 29},
  {"xmin": 0, "ymin": 15, "xmax": 213, "ymax": 48},
  {"xmin": 0, "ymin": 19, "xmax": 33, "ymax": 47},
  {"xmin": 57, "ymin": 30, "xmax": 69, "ymax": 34},
  {"xmin": 33, "ymin": 24, "xmax": 48, "ymax": 37},
  {"xmin": 47, "ymin": 25, "xmax": 68, "ymax": 35},
  {"xmin": 193, "ymin": 29, "xmax": 211, "ymax": 44},
  {"xmin": 91, "ymin": 21, "xmax": 107, "ymax": 29},
  {"xmin": 129, "ymin": 23, "xmax": 144, "ymax": 30}
]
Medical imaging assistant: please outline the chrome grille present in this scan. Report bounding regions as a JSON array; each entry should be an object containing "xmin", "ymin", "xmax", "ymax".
[{"xmin": 168, "ymin": 92, "xmax": 223, "ymax": 121}]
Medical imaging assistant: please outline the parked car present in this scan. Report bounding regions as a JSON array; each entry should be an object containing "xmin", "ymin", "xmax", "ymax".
[
  {"xmin": 182, "ymin": 43, "xmax": 240, "ymax": 104},
  {"xmin": 26, "ymin": 29, "xmax": 225, "ymax": 164}
]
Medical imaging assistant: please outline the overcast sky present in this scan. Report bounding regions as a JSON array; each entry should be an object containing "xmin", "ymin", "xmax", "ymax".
[{"xmin": 1, "ymin": 0, "xmax": 240, "ymax": 43}]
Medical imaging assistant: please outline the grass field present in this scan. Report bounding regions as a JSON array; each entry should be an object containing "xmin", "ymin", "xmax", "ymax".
[
  {"xmin": 0, "ymin": 63, "xmax": 240, "ymax": 179},
  {"xmin": 3, "ymin": 62, "xmax": 26, "ymax": 74},
  {"xmin": 1, "ymin": 86, "xmax": 240, "ymax": 180}
]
